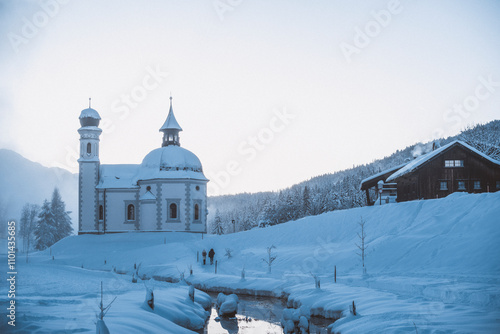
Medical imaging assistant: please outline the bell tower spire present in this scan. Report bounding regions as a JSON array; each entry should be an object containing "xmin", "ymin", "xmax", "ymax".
[{"xmin": 159, "ymin": 95, "xmax": 183, "ymax": 147}]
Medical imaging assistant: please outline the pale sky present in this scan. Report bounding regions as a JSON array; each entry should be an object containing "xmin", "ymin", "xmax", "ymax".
[{"xmin": 1, "ymin": 0, "xmax": 499, "ymax": 195}]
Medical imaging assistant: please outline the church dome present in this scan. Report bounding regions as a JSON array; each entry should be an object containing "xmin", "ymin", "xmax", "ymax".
[
  {"xmin": 79, "ymin": 108, "xmax": 101, "ymax": 127},
  {"xmin": 136, "ymin": 146, "xmax": 207, "ymax": 181},
  {"xmin": 142, "ymin": 146, "xmax": 202, "ymax": 171}
]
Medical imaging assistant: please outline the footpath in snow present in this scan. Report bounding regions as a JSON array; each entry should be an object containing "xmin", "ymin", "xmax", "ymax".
[{"xmin": 3, "ymin": 192, "xmax": 500, "ymax": 333}]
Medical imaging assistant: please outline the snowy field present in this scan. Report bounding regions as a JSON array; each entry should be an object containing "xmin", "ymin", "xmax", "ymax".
[{"xmin": 2, "ymin": 192, "xmax": 500, "ymax": 333}]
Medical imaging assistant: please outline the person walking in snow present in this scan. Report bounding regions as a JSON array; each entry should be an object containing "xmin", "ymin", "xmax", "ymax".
[
  {"xmin": 202, "ymin": 249, "xmax": 207, "ymax": 265},
  {"xmin": 208, "ymin": 248, "xmax": 215, "ymax": 265}
]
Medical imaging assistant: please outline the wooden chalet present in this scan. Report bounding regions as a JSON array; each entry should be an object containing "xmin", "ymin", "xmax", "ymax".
[{"xmin": 360, "ymin": 141, "xmax": 500, "ymax": 205}]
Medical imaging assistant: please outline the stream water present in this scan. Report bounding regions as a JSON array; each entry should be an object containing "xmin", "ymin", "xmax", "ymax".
[{"xmin": 202, "ymin": 293, "xmax": 332, "ymax": 334}]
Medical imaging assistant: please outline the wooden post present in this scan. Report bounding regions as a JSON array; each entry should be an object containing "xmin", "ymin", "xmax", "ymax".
[
  {"xmin": 215, "ymin": 260, "xmax": 218, "ymax": 274},
  {"xmin": 100, "ymin": 281, "xmax": 104, "ymax": 320},
  {"xmin": 334, "ymin": 265, "xmax": 337, "ymax": 283},
  {"xmin": 197, "ymin": 251, "xmax": 199, "ymax": 262}
]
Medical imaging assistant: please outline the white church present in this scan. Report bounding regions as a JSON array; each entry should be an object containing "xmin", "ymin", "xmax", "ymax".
[{"xmin": 78, "ymin": 97, "xmax": 208, "ymax": 234}]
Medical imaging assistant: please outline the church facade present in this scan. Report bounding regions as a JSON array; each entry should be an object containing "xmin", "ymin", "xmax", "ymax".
[{"xmin": 78, "ymin": 97, "xmax": 208, "ymax": 234}]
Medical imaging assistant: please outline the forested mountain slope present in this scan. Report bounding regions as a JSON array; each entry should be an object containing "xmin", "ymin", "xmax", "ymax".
[{"xmin": 208, "ymin": 120, "xmax": 500, "ymax": 233}]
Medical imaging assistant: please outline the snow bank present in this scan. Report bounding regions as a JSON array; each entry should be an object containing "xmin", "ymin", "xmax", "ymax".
[
  {"xmin": 281, "ymin": 306, "xmax": 311, "ymax": 333},
  {"xmin": 216, "ymin": 293, "xmax": 239, "ymax": 317}
]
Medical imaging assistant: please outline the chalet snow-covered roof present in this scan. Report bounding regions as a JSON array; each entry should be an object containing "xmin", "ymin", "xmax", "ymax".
[
  {"xmin": 387, "ymin": 140, "xmax": 500, "ymax": 182},
  {"xmin": 97, "ymin": 164, "xmax": 140, "ymax": 189},
  {"xmin": 360, "ymin": 163, "xmax": 407, "ymax": 189},
  {"xmin": 159, "ymin": 98, "xmax": 182, "ymax": 132}
]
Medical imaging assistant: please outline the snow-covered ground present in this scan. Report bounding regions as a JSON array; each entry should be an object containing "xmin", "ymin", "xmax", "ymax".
[
  {"xmin": 0, "ymin": 262, "xmax": 211, "ymax": 333},
  {"xmin": 2, "ymin": 192, "xmax": 500, "ymax": 333}
]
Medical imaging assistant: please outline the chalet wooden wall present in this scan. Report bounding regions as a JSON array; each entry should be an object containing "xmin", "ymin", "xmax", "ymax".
[{"xmin": 394, "ymin": 145, "xmax": 500, "ymax": 202}]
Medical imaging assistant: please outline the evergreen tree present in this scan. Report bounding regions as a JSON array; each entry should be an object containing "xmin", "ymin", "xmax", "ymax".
[
  {"xmin": 241, "ymin": 218, "xmax": 253, "ymax": 231},
  {"xmin": 259, "ymin": 198, "xmax": 275, "ymax": 226},
  {"xmin": 20, "ymin": 203, "xmax": 39, "ymax": 254},
  {"xmin": 459, "ymin": 122, "xmax": 500, "ymax": 160},
  {"xmin": 20, "ymin": 204, "xmax": 30, "ymax": 252},
  {"xmin": 212, "ymin": 210, "xmax": 224, "ymax": 235},
  {"xmin": 34, "ymin": 200, "xmax": 57, "ymax": 250},
  {"xmin": 50, "ymin": 187, "xmax": 73, "ymax": 241},
  {"xmin": 302, "ymin": 186, "xmax": 312, "ymax": 217}
]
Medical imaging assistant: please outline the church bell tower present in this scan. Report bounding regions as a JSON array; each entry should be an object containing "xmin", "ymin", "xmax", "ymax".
[{"xmin": 78, "ymin": 99, "xmax": 102, "ymax": 233}]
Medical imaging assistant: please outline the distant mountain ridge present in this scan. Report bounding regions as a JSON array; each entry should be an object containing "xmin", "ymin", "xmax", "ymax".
[{"xmin": 0, "ymin": 149, "xmax": 78, "ymax": 235}]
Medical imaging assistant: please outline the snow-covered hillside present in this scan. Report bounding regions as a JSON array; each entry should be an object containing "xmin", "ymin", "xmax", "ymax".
[
  {"xmin": 0, "ymin": 149, "xmax": 78, "ymax": 231},
  {"xmin": 11, "ymin": 192, "xmax": 500, "ymax": 333}
]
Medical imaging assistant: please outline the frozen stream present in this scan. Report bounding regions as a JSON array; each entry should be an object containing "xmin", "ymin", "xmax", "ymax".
[{"xmin": 202, "ymin": 292, "xmax": 332, "ymax": 334}]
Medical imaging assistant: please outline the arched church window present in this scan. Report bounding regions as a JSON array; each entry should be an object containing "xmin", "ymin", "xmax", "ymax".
[
  {"xmin": 194, "ymin": 204, "xmax": 200, "ymax": 220},
  {"xmin": 99, "ymin": 205, "xmax": 104, "ymax": 221},
  {"xmin": 169, "ymin": 203, "xmax": 177, "ymax": 219},
  {"xmin": 87, "ymin": 142, "xmax": 92, "ymax": 154},
  {"xmin": 127, "ymin": 204, "xmax": 135, "ymax": 221}
]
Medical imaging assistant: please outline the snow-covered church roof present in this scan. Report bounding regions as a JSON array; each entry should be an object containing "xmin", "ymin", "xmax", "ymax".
[
  {"xmin": 97, "ymin": 164, "xmax": 140, "ymax": 189},
  {"xmin": 96, "ymin": 146, "xmax": 207, "ymax": 189},
  {"xmin": 136, "ymin": 146, "xmax": 207, "ymax": 182}
]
